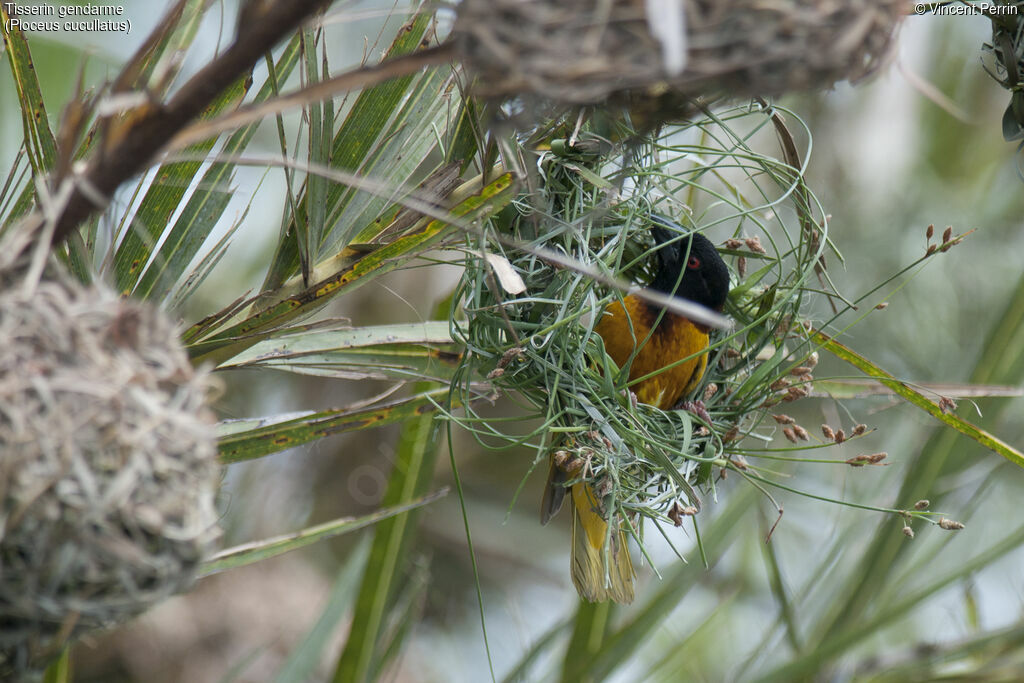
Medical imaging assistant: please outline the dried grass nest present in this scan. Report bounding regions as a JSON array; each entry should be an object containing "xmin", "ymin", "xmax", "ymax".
[
  {"xmin": 0, "ymin": 225, "xmax": 220, "ymax": 678},
  {"xmin": 454, "ymin": 0, "xmax": 907, "ymax": 110}
]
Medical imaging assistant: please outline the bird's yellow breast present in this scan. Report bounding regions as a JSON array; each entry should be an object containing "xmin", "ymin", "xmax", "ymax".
[{"xmin": 594, "ymin": 295, "xmax": 710, "ymax": 410}]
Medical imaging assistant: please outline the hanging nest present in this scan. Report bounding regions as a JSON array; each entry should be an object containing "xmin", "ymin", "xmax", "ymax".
[
  {"xmin": 0, "ymin": 221, "xmax": 221, "ymax": 679},
  {"xmin": 454, "ymin": 0, "xmax": 907, "ymax": 120},
  {"xmin": 450, "ymin": 105, "xmax": 830, "ymax": 579}
]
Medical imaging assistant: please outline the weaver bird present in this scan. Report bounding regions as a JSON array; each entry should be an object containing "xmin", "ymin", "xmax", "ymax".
[{"xmin": 542, "ymin": 217, "xmax": 730, "ymax": 603}]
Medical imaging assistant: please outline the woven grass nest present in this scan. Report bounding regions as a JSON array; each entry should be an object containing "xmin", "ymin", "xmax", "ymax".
[
  {"xmin": 0, "ymin": 223, "xmax": 220, "ymax": 678},
  {"xmin": 454, "ymin": 0, "xmax": 907, "ymax": 111},
  {"xmin": 451, "ymin": 106, "xmax": 828, "ymax": 581}
]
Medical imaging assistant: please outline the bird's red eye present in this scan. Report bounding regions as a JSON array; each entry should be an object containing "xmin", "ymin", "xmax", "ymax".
[{"xmin": 687, "ymin": 256, "xmax": 701, "ymax": 270}]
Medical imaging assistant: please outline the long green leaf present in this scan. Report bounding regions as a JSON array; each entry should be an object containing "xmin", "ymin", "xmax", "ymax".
[
  {"xmin": 797, "ymin": 272, "xmax": 1024, "ymax": 675},
  {"xmin": 41, "ymin": 649, "xmax": 70, "ymax": 683},
  {"xmin": 199, "ymin": 490, "xmax": 447, "ymax": 576},
  {"xmin": 0, "ymin": 10, "xmax": 57, "ymax": 178},
  {"xmin": 103, "ymin": 0, "xmax": 219, "ymax": 290},
  {"xmin": 332, "ymin": 380, "xmax": 445, "ymax": 683},
  {"xmin": 301, "ymin": 26, "xmax": 331, "ymax": 283},
  {"xmin": 369, "ymin": 559, "xmax": 430, "ymax": 681},
  {"xmin": 560, "ymin": 601, "xmax": 616, "ymax": 683},
  {"xmin": 221, "ymin": 321, "xmax": 452, "ymax": 361},
  {"xmin": 0, "ymin": 149, "xmax": 29, "ymax": 226},
  {"xmin": 0, "ymin": 12, "xmax": 97, "ymax": 276},
  {"xmin": 757, "ymin": 522, "xmax": 1024, "ymax": 683},
  {"xmin": 321, "ymin": 64, "xmax": 452, "ymax": 256},
  {"xmin": 187, "ymin": 172, "xmax": 515, "ymax": 366},
  {"xmin": 500, "ymin": 618, "xmax": 573, "ymax": 683},
  {"xmin": 855, "ymin": 621, "xmax": 1024, "ymax": 682},
  {"xmin": 815, "ymin": 331, "xmax": 1024, "ymax": 468},
  {"xmin": 641, "ymin": 594, "xmax": 741, "ymax": 682},
  {"xmin": 274, "ymin": 537, "xmax": 372, "ymax": 683},
  {"xmin": 112, "ymin": 75, "xmax": 249, "ymax": 294},
  {"xmin": 228, "ymin": 344, "xmax": 460, "ymax": 382},
  {"xmin": 217, "ymin": 321, "xmax": 460, "ymax": 380},
  {"xmin": 134, "ymin": 34, "xmax": 304, "ymax": 301},
  {"xmin": 218, "ymin": 387, "xmax": 454, "ymax": 464},
  {"xmin": 262, "ymin": 11, "xmax": 435, "ymax": 290},
  {"xmin": 1, "ymin": 6, "xmax": 57, "ymax": 221}
]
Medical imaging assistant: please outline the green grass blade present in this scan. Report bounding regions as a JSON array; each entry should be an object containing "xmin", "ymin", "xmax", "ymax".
[
  {"xmin": 273, "ymin": 537, "xmax": 371, "ymax": 683},
  {"xmin": 802, "ymin": 272, "xmax": 1024, "ymax": 671},
  {"xmin": 854, "ymin": 621, "xmax": 1024, "ymax": 682},
  {"xmin": 815, "ymin": 331, "xmax": 1024, "ymax": 468},
  {"xmin": 133, "ymin": 34, "xmax": 304, "ymax": 301},
  {"xmin": 500, "ymin": 618, "xmax": 573, "ymax": 683},
  {"xmin": 331, "ymin": 381, "xmax": 445, "ymax": 683},
  {"xmin": 641, "ymin": 593, "xmax": 739, "ymax": 681},
  {"xmin": 760, "ymin": 520, "xmax": 802, "ymax": 654},
  {"xmin": 221, "ymin": 320, "xmax": 452, "ymax": 361},
  {"xmin": 756, "ymin": 522, "xmax": 1024, "ymax": 683},
  {"xmin": 0, "ymin": 148, "xmax": 28, "ymax": 225},
  {"xmin": 111, "ymin": 74, "xmax": 249, "ymax": 294},
  {"xmin": 300, "ymin": 27, "xmax": 330, "ymax": 283},
  {"xmin": 199, "ymin": 490, "xmax": 446, "ymax": 577},
  {"xmin": 560, "ymin": 601, "xmax": 616, "ymax": 683},
  {"xmin": 369, "ymin": 560, "xmax": 430, "ymax": 681},
  {"xmin": 187, "ymin": 172, "xmax": 515, "ymax": 366},
  {"xmin": 41, "ymin": 648, "xmax": 70, "ymax": 683},
  {"xmin": 168, "ymin": 214, "xmax": 238, "ymax": 309},
  {"xmin": 320, "ymin": 65, "xmax": 452, "ymax": 256},
  {"xmin": 217, "ymin": 387, "xmax": 454, "ymax": 464},
  {"xmin": 0, "ymin": 10, "xmax": 57, "ymax": 177},
  {"xmin": 1, "ymin": 6, "xmax": 57, "ymax": 222},
  {"xmin": 217, "ymin": 321, "xmax": 460, "ymax": 381},
  {"xmin": 225, "ymin": 343, "xmax": 461, "ymax": 382},
  {"xmin": 446, "ymin": 96, "xmax": 485, "ymax": 168},
  {"xmin": 970, "ymin": 268, "xmax": 1024, "ymax": 386},
  {"xmin": 262, "ymin": 11, "xmax": 434, "ymax": 290}
]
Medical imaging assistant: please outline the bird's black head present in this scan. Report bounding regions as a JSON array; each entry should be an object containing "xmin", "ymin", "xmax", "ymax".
[{"xmin": 647, "ymin": 216, "xmax": 730, "ymax": 311}]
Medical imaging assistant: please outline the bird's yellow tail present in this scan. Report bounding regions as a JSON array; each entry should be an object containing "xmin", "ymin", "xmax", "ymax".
[{"xmin": 570, "ymin": 482, "xmax": 635, "ymax": 604}]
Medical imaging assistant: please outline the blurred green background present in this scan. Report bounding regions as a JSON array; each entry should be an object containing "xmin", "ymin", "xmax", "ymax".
[{"xmin": 3, "ymin": 2, "xmax": 1024, "ymax": 681}]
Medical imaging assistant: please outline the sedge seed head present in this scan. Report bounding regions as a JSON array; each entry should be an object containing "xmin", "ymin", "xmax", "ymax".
[{"xmin": 744, "ymin": 235, "xmax": 767, "ymax": 254}]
